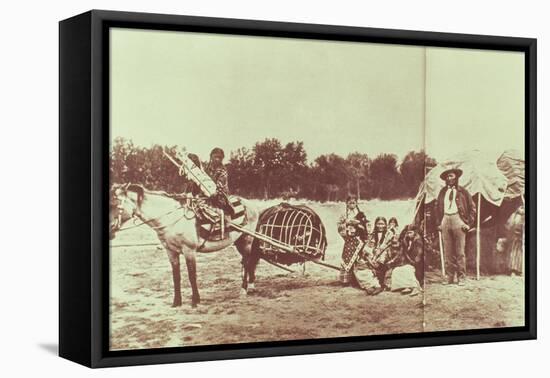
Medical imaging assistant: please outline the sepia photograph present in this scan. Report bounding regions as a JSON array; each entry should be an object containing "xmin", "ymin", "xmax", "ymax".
[{"xmin": 107, "ymin": 27, "xmax": 526, "ymax": 351}]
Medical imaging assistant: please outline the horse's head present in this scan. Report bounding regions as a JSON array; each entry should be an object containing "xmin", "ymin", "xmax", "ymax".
[{"xmin": 109, "ymin": 183, "xmax": 144, "ymax": 240}]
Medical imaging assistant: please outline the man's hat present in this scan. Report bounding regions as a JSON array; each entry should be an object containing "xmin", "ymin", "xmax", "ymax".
[
  {"xmin": 210, "ymin": 147, "xmax": 225, "ymax": 159},
  {"xmin": 440, "ymin": 168, "xmax": 463, "ymax": 180}
]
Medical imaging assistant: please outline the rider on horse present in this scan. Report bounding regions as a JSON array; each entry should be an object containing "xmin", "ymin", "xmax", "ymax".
[
  {"xmin": 167, "ymin": 146, "xmax": 244, "ymax": 239},
  {"xmin": 204, "ymin": 147, "xmax": 231, "ymax": 214}
]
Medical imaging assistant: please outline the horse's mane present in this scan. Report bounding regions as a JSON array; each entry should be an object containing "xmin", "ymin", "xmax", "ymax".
[
  {"xmin": 143, "ymin": 188, "xmax": 176, "ymax": 197},
  {"xmin": 123, "ymin": 184, "xmax": 145, "ymax": 206},
  {"xmin": 126, "ymin": 184, "xmax": 192, "ymax": 205},
  {"xmin": 143, "ymin": 188, "xmax": 195, "ymax": 201}
]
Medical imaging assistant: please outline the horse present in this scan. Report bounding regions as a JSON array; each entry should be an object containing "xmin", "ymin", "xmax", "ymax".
[{"xmin": 109, "ymin": 183, "xmax": 261, "ymax": 307}]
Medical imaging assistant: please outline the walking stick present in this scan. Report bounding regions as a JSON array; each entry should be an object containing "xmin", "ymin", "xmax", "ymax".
[
  {"xmin": 438, "ymin": 230, "xmax": 446, "ymax": 277},
  {"xmin": 476, "ymin": 194, "xmax": 481, "ymax": 280}
]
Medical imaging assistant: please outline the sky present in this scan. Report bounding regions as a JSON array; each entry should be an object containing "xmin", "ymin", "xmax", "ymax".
[
  {"xmin": 110, "ymin": 28, "xmax": 524, "ymax": 163},
  {"xmin": 425, "ymin": 47, "xmax": 524, "ymax": 160}
]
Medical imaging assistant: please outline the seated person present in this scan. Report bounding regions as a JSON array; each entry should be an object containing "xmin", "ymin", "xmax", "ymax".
[
  {"xmin": 388, "ymin": 217, "xmax": 400, "ymax": 240},
  {"xmin": 366, "ymin": 216, "xmax": 393, "ymax": 262},
  {"xmin": 205, "ymin": 147, "xmax": 231, "ymax": 214},
  {"xmin": 373, "ymin": 225, "xmax": 422, "ymax": 296},
  {"xmin": 372, "ymin": 236, "xmax": 401, "ymax": 291},
  {"xmin": 399, "ymin": 224, "xmax": 425, "ymax": 287},
  {"xmin": 354, "ymin": 248, "xmax": 384, "ymax": 296}
]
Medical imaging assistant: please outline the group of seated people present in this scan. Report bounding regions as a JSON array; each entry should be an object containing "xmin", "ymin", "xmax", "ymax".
[{"xmin": 338, "ymin": 195, "xmax": 423, "ymax": 296}]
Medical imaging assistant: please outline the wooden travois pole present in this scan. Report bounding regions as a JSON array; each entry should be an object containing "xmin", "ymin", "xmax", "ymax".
[{"xmin": 229, "ymin": 221, "xmax": 340, "ymax": 271}]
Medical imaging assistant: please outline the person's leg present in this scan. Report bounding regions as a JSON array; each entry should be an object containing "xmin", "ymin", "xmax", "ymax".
[
  {"xmin": 357, "ymin": 268, "xmax": 383, "ymax": 295},
  {"xmin": 454, "ymin": 217, "xmax": 467, "ymax": 281},
  {"xmin": 415, "ymin": 258, "xmax": 425, "ymax": 288},
  {"xmin": 376, "ymin": 267, "xmax": 388, "ymax": 290},
  {"xmin": 449, "ymin": 214, "xmax": 466, "ymax": 282},
  {"xmin": 442, "ymin": 216, "xmax": 456, "ymax": 283},
  {"xmin": 383, "ymin": 268, "xmax": 393, "ymax": 290},
  {"xmin": 456, "ymin": 222, "xmax": 466, "ymax": 280}
]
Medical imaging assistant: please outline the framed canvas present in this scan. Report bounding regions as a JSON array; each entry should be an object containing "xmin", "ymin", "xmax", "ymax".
[{"xmin": 59, "ymin": 10, "xmax": 536, "ymax": 368}]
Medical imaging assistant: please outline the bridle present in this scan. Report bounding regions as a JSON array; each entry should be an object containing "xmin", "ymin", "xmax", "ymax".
[
  {"xmin": 110, "ymin": 192, "xmax": 138, "ymax": 234},
  {"xmin": 110, "ymin": 187, "xmax": 198, "ymax": 236}
]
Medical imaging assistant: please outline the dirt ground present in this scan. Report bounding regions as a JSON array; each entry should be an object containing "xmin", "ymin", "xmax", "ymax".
[{"xmin": 109, "ymin": 200, "xmax": 524, "ymax": 350}]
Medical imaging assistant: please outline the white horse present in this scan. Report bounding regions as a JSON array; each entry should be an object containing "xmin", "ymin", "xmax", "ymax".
[{"xmin": 109, "ymin": 183, "xmax": 260, "ymax": 307}]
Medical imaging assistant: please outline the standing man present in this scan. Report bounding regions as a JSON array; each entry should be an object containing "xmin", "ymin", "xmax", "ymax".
[
  {"xmin": 205, "ymin": 147, "xmax": 230, "ymax": 211},
  {"xmin": 436, "ymin": 168, "xmax": 476, "ymax": 286}
]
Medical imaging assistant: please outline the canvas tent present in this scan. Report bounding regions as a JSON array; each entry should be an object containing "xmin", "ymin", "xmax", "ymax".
[
  {"xmin": 415, "ymin": 150, "xmax": 508, "ymax": 207},
  {"xmin": 415, "ymin": 150, "xmax": 509, "ymax": 279},
  {"xmin": 497, "ymin": 149, "xmax": 525, "ymax": 201}
]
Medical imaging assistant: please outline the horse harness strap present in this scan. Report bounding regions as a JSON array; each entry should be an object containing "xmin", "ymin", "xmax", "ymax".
[
  {"xmin": 194, "ymin": 195, "xmax": 247, "ymax": 242},
  {"xmin": 115, "ymin": 191, "xmax": 246, "ymax": 243},
  {"xmin": 117, "ymin": 205, "xmax": 190, "ymax": 232}
]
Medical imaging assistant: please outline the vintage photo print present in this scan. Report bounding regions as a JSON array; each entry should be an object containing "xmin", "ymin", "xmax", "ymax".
[{"xmin": 108, "ymin": 28, "xmax": 525, "ymax": 351}]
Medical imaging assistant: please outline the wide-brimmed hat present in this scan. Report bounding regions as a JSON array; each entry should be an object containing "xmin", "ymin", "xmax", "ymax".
[{"xmin": 440, "ymin": 168, "xmax": 463, "ymax": 180}]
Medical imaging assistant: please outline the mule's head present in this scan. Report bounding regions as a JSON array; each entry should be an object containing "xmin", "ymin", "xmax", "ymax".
[{"xmin": 109, "ymin": 183, "xmax": 143, "ymax": 240}]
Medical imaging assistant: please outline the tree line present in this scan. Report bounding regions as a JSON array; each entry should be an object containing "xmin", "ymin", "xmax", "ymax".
[{"xmin": 110, "ymin": 137, "xmax": 436, "ymax": 202}]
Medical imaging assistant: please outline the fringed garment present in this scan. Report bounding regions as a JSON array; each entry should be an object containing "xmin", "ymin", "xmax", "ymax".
[{"xmin": 339, "ymin": 236, "xmax": 362, "ymax": 284}]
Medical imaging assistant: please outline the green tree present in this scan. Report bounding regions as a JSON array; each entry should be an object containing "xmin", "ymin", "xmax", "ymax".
[
  {"xmin": 313, "ymin": 154, "xmax": 350, "ymax": 201},
  {"xmin": 345, "ymin": 152, "xmax": 370, "ymax": 200},
  {"xmin": 109, "ymin": 137, "xmax": 437, "ymax": 202},
  {"xmin": 227, "ymin": 147, "xmax": 257, "ymax": 197},
  {"xmin": 281, "ymin": 141, "xmax": 308, "ymax": 195},
  {"xmin": 369, "ymin": 153, "xmax": 400, "ymax": 200},
  {"xmin": 400, "ymin": 150, "xmax": 437, "ymax": 198},
  {"xmin": 253, "ymin": 138, "xmax": 285, "ymax": 199}
]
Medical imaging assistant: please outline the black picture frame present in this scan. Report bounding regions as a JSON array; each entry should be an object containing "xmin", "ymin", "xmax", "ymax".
[{"xmin": 59, "ymin": 9, "xmax": 537, "ymax": 368}]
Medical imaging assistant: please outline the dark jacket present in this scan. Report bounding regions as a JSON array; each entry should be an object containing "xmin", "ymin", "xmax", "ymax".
[{"xmin": 435, "ymin": 185, "xmax": 476, "ymax": 227}]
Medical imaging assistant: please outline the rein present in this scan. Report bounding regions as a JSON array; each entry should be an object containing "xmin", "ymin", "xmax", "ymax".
[
  {"xmin": 115, "ymin": 195, "xmax": 199, "ymax": 233},
  {"xmin": 117, "ymin": 206, "xmax": 188, "ymax": 232}
]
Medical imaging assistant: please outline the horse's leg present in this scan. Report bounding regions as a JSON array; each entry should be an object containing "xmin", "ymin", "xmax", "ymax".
[
  {"xmin": 166, "ymin": 249, "xmax": 182, "ymax": 307},
  {"xmin": 246, "ymin": 248, "xmax": 261, "ymax": 292},
  {"xmin": 234, "ymin": 235, "xmax": 253, "ymax": 294},
  {"xmin": 182, "ymin": 248, "xmax": 200, "ymax": 307}
]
